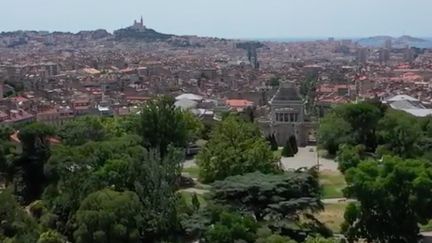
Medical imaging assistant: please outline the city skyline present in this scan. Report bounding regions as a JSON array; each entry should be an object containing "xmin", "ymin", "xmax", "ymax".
[{"xmin": 1, "ymin": 0, "xmax": 432, "ymax": 38}]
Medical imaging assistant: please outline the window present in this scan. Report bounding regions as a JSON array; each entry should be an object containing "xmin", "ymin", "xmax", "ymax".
[{"xmin": 284, "ymin": 113, "xmax": 289, "ymax": 122}]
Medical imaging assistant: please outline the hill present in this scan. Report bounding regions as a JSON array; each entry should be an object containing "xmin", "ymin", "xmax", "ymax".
[
  {"xmin": 357, "ymin": 35, "xmax": 432, "ymax": 48},
  {"xmin": 113, "ymin": 26, "xmax": 173, "ymax": 41}
]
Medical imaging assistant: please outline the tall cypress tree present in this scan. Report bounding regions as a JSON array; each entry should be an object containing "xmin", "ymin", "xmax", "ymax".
[
  {"xmin": 281, "ymin": 140, "xmax": 294, "ymax": 157},
  {"xmin": 289, "ymin": 135, "xmax": 298, "ymax": 155},
  {"xmin": 266, "ymin": 134, "xmax": 278, "ymax": 151}
]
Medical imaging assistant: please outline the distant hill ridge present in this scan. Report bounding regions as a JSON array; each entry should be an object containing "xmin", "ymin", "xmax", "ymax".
[
  {"xmin": 113, "ymin": 26, "xmax": 173, "ymax": 41},
  {"xmin": 357, "ymin": 35, "xmax": 432, "ymax": 48}
]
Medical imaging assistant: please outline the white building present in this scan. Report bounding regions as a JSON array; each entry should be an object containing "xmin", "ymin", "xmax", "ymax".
[{"xmin": 384, "ymin": 95, "xmax": 432, "ymax": 117}]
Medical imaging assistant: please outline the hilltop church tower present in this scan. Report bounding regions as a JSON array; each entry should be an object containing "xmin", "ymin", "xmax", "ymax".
[{"xmin": 132, "ymin": 16, "xmax": 146, "ymax": 30}]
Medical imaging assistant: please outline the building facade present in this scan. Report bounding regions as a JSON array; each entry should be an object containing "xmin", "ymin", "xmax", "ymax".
[{"xmin": 259, "ymin": 83, "xmax": 316, "ymax": 147}]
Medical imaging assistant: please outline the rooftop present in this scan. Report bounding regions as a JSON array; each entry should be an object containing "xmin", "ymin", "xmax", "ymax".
[
  {"xmin": 271, "ymin": 84, "xmax": 302, "ymax": 102},
  {"xmin": 225, "ymin": 99, "xmax": 254, "ymax": 108},
  {"xmin": 387, "ymin": 94, "xmax": 432, "ymax": 117},
  {"xmin": 175, "ymin": 93, "xmax": 203, "ymax": 101}
]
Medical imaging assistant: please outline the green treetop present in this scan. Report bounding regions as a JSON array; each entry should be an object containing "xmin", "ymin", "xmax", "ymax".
[
  {"xmin": 342, "ymin": 156, "xmax": 432, "ymax": 242},
  {"xmin": 197, "ymin": 116, "xmax": 280, "ymax": 183}
]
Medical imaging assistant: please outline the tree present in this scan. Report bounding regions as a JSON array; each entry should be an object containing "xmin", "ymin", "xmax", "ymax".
[
  {"xmin": 333, "ymin": 102, "xmax": 383, "ymax": 151},
  {"xmin": 418, "ymin": 116, "xmax": 432, "ymax": 160},
  {"xmin": 377, "ymin": 109, "xmax": 422, "ymax": 158},
  {"xmin": 243, "ymin": 106, "xmax": 257, "ymax": 122},
  {"xmin": 342, "ymin": 156, "xmax": 432, "ymax": 242},
  {"xmin": 268, "ymin": 76, "xmax": 280, "ymax": 87},
  {"xmin": 256, "ymin": 234, "xmax": 296, "ymax": 243},
  {"xmin": 197, "ymin": 116, "xmax": 280, "ymax": 183},
  {"xmin": 138, "ymin": 96, "xmax": 202, "ymax": 157},
  {"xmin": 336, "ymin": 144, "xmax": 365, "ymax": 173},
  {"xmin": 211, "ymin": 171, "xmax": 322, "ymax": 220},
  {"xmin": 256, "ymin": 227, "xmax": 296, "ymax": 243},
  {"xmin": 340, "ymin": 202, "xmax": 360, "ymax": 243},
  {"xmin": 92, "ymin": 159, "xmax": 131, "ymax": 191},
  {"xmin": 281, "ymin": 140, "xmax": 294, "ymax": 157},
  {"xmin": 289, "ymin": 135, "xmax": 298, "ymax": 155},
  {"xmin": 320, "ymin": 102, "xmax": 384, "ymax": 155},
  {"xmin": 59, "ymin": 116, "xmax": 108, "ymax": 146},
  {"xmin": 42, "ymin": 135, "xmax": 145, "ymax": 237},
  {"xmin": 15, "ymin": 122, "xmax": 54, "ymax": 203},
  {"xmin": 99, "ymin": 115, "xmax": 139, "ymax": 137},
  {"xmin": 130, "ymin": 147, "xmax": 184, "ymax": 241},
  {"xmin": 37, "ymin": 230, "xmax": 64, "ymax": 243},
  {"xmin": 182, "ymin": 111, "xmax": 204, "ymax": 143},
  {"xmin": 266, "ymin": 134, "xmax": 278, "ymax": 151},
  {"xmin": 191, "ymin": 193, "xmax": 200, "ymax": 211},
  {"xmin": 204, "ymin": 211, "xmax": 258, "ymax": 243},
  {"xmin": 211, "ymin": 171, "xmax": 325, "ymax": 241},
  {"xmin": 420, "ymin": 115, "xmax": 432, "ymax": 137},
  {"xmin": 0, "ymin": 190, "xmax": 41, "ymax": 242},
  {"xmin": 304, "ymin": 236, "xmax": 339, "ymax": 243},
  {"xmin": 319, "ymin": 113, "xmax": 353, "ymax": 156},
  {"xmin": 300, "ymin": 72, "xmax": 319, "ymax": 115},
  {"xmin": 73, "ymin": 189, "xmax": 142, "ymax": 243},
  {"xmin": 0, "ymin": 125, "xmax": 15, "ymax": 186}
]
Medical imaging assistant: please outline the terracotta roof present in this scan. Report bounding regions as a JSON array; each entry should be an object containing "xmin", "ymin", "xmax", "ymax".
[{"xmin": 225, "ymin": 99, "xmax": 254, "ymax": 108}]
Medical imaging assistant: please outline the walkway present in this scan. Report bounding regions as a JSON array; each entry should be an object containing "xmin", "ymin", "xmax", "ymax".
[{"xmin": 282, "ymin": 146, "xmax": 338, "ymax": 171}]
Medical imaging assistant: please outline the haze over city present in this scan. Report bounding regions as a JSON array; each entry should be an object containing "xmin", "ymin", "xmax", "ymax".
[{"xmin": 2, "ymin": 0, "xmax": 432, "ymax": 38}]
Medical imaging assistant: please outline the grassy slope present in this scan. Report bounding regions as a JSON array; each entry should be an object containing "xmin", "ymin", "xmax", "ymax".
[
  {"xmin": 315, "ymin": 202, "xmax": 348, "ymax": 233},
  {"xmin": 320, "ymin": 170, "xmax": 346, "ymax": 199}
]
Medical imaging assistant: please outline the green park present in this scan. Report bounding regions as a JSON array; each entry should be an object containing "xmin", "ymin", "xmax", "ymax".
[{"xmin": 2, "ymin": 98, "xmax": 432, "ymax": 242}]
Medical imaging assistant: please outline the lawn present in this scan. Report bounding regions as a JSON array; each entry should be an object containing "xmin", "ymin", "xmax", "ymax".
[
  {"xmin": 320, "ymin": 170, "xmax": 346, "ymax": 199},
  {"xmin": 179, "ymin": 190, "xmax": 207, "ymax": 207},
  {"xmin": 315, "ymin": 202, "xmax": 348, "ymax": 233},
  {"xmin": 183, "ymin": 165, "xmax": 200, "ymax": 179},
  {"xmin": 317, "ymin": 204, "xmax": 432, "ymax": 233},
  {"xmin": 421, "ymin": 221, "xmax": 432, "ymax": 232}
]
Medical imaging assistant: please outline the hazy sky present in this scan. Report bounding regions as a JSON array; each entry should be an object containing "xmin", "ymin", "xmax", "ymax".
[{"xmin": 1, "ymin": 0, "xmax": 431, "ymax": 38}]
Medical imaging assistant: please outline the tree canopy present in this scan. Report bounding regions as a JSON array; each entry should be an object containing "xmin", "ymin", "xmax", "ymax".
[
  {"xmin": 319, "ymin": 102, "xmax": 384, "ymax": 155},
  {"xmin": 59, "ymin": 116, "xmax": 108, "ymax": 146},
  {"xmin": 342, "ymin": 156, "xmax": 432, "ymax": 242},
  {"xmin": 377, "ymin": 109, "xmax": 422, "ymax": 158},
  {"xmin": 0, "ymin": 98, "xmax": 345, "ymax": 243},
  {"xmin": 73, "ymin": 189, "xmax": 142, "ymax": 243},
  {"xmin": 197, "ymin": 116, "xmax": 280, "ymax": 183},
  {"xmin": 15, "ymin": 122, "xmax": 55, "ymax": 203},
  {"xmin": 138, "ymin": 96, "xmax": 202, "ymax": 157},
  {"xmin": 282, "ymin": 139, "xmax": 295, "ymax": 157},
  {"xmin": 335, "ymin": 144, "xmax": 366, "ymax": 173},
  {"xmin": 0, "ymin": 125, "xmax": 16, "ymax": 186},
  {"xmin": 319, "ymin": 113, "xmax": 353, "ymax": 156},
  {"xmin": 210, "ymin": 171, "xmax": 328, "ymax": 241},
  {"xmin": 0, "ymin": 190, "xmax": 41, "ymax": 243},
  {"xmin": 204, "ymin": 211, "xmax": 258, "ymax": 243}
]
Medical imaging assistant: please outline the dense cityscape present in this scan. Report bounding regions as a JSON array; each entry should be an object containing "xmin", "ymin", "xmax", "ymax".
[{"xmin": 2, "ymin": 7, "xmax": 432, "ymax": 243}]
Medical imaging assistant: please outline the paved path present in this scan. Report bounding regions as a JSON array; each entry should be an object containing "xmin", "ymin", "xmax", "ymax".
[
  {"xmin": 183, "ymin": 146, "xmax": 339, "ymax": 172},
  {"xmin": 184, "ymin": 159, "xmax": 196, "ymax": 168},
  {"xmin": 178, "ymin": 188, "xmax": 209, "ymax": 195},
  {"xmin": 322, "ymin": 198, "xmax": 356, "ymax": 204},
  {"xmin": 282, "ymin": 146, "xmax": 338, "ymax": 171}
]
